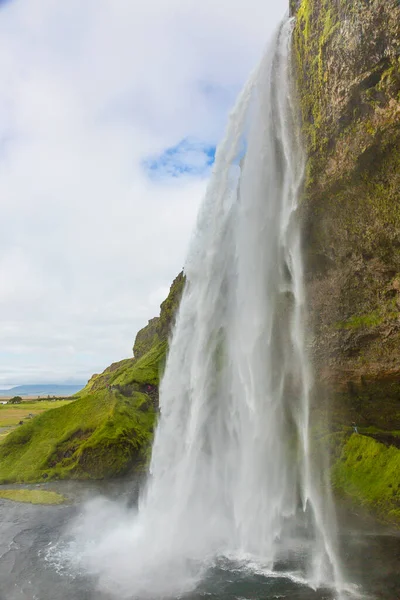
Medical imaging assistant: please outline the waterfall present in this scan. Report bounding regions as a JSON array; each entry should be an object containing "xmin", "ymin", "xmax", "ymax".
[{"xmin": 67, "ymin": 18, "xmax": 344, "ymax": 599}]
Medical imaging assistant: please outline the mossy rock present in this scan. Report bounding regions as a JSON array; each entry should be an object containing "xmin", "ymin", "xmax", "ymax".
[
  {"xmin": 332, "ymin": 434, "xmax": 400, "ymax": 525},
  {"xmin": 293, "ymin": 0, "xmax": 400, "ymax": 523},
  {"xmin": 133, "ymin": 272, "xmax": 185, "ymax": 358},
  {"xmin": 293, "ymin": 0, "xmax": 400, "ymax": 407}
]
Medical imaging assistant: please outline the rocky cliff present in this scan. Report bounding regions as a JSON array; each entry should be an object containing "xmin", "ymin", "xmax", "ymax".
[
  {"xmin": 2, "ymin": 1, "xmax": 399, "ymax": 525},
  {"xmin": 292, "ymin": 0, "xmax": 400, "ymax": 522}
]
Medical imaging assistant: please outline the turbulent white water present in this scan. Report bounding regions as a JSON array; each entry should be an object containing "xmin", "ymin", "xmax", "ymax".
[{"xmin": 65, "ymin": 19, "xmax": 345, "ymax": 599}]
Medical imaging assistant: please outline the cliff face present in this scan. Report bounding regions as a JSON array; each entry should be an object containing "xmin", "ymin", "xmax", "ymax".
[
  {"xmin": 133, "ymin": 272, "xmax": 185, "ymax": 360},
  {"xmin": 293, "ymin": 0, "xmax": 400, "ymax": 521},
  {"xmin": 293, "ymin": 0, "xmax": 400, "ymax": 425},
  {"xmin": 3, "ymin": 2, "xmax": 399, "ymax": 518}
]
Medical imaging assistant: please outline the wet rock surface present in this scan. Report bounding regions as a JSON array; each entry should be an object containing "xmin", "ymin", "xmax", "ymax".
[
  {"xmin": 292, "ymin": 0, "xmax": 400, "ymax": 523},
  {"xmin": 293, "ymin": 0, "xmax": 400, "ymax": 421}
]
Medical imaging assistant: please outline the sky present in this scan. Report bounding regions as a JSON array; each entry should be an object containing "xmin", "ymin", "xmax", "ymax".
[{"xmin": 0, "ymin": 0, "xmax": 287, "ymax": 386}]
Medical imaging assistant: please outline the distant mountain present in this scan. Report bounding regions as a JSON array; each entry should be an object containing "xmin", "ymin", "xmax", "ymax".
[{"xmin": 0, "ymin": 384, "xmax": 84, "ymax": 397}]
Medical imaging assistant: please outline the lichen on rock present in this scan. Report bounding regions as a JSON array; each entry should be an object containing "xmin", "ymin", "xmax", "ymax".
[{"xmin": 293, "ymin": 0, "xmax": 400, "ymax": 522}]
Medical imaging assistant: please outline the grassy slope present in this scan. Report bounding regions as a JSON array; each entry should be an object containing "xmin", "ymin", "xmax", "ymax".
[
  {"xmin": 0, "ymin": 389, "xmax": 155, "ymax": 483},
  {"xmin": 0, "ymin": 273, "xmax": 185, "ymax": 484},
  {"xmin": 332, "ymin": 433, "xmax": 400, "ymax": 525},
  {"xmin": 80, "ymin": 341, "xmax": 167, "ymax": 395}
]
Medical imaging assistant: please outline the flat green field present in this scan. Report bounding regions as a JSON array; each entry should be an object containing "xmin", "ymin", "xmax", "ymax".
[
  {"xmin": 0, "ymin": 489, "xmax": 66, "ymax": 505},
  {"xmin": 0, "ymin": 400, "xmax": 73, "ymax": 439}
]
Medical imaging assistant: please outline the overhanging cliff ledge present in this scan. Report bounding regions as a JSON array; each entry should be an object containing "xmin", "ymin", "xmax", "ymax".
[
  {"xmin": 293, "ymin": 0, "xmax": 400, "ymax": 522},
  {"xmin": 293, "ymin": 0, "xmax": 400, "ymax": 424}
]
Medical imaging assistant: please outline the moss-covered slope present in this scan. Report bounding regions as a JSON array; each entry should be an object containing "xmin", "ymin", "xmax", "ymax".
[
  {"xmin": 0, "ymin": 273, "xmax": 185, "ymax": 483},
  {"xmin": 132, "ymin": 272, "xmax": 185, "ymax": 359},
  {"xmin": 79, "ymin": 341, "xmax": 167, "ymax": 397},
  {"xmin": 0, "ymin": 390, "xmax": 155, "ymax": 483},
  {"xmin": 333, "ymin": 434, "xmax": 400, "ymax": 525}
]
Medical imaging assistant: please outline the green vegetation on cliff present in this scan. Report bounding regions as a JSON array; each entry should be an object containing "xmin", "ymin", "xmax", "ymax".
[
  {"xmin": 333, "ymin": 434, "xmax": 400, "ymax": 525},
  {"xmin": 293, "ymin": 0, "xmax": 400, "ymax": 524},
  {"xmin": 0, "ymin": 389, "xmax": 155, "ymax": 483},
  {"xmin": 133, "ymin": 272, "xmax": 185, "ymax": 359},
  {"xmin": 0, "ymin": 273, "xmax": 185, "ymax": 484},
  {"xmin": 79, "ymin": 340, "xmax": 167, "ymax": 396},
  {"xmin": 293, "ymin": 0, "xmax": 400, "ymax": 375}
]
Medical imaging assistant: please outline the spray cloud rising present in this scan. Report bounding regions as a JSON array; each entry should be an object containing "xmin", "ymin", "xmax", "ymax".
[{"xmin": 59, "ymin": 19, "xmax": 343, "ymax": 599}]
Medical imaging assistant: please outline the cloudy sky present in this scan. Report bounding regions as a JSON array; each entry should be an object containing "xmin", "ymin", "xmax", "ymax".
[{"xmin": 0, "ymin": 0, "xmax": 287, "ymax": 386}]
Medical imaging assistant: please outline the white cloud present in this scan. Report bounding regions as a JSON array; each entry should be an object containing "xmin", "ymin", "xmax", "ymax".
[{"xmin": 0, "ymin": 0, "xmax": 287, "ymax": 385}]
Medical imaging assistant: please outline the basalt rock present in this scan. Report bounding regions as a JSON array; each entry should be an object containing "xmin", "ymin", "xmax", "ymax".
[
  {"xmin": 293, "ymin": 0, "xmax": 400, "ymax": 523},
  {"xmin": 293, "ymin": 0, "xmax": 400, "ymax": 427}
]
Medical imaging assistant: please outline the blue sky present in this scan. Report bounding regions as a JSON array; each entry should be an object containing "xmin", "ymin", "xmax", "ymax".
[
  {"xmin": 144, "ymin": 139, "xmax": 216, "ymax": 179},
  {"xmin": 0, "ymin": 0, "xmax": 287, "ymax": 385}
]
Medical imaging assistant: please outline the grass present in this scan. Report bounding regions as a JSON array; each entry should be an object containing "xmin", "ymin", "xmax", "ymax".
[
  {"xmin": 0, "ymin": 400, "xmax": 72, "ymax": 428},
  {"xmin": 0, "ymin": 489, "xmax": 66, "ymax": 505},
  {"xmin": 0, "ymin": 333, "xmax": 166, "ymax": 484},
  {"xmin": 113, "ymin": 341, "xmax": 167, "ymax": 387},
  {"xmin": 0, "ymin": 390, "xmax": 156, "ymax": 484},
  {"xmin": 79, "ymin": 341, "xmax": 167, "ymax": 397},
  {"xmin": 0, "ymin": 273, "xmax": 182, "ymax": 484},
  {"xmin": 80, "ymin": 358, "xmax": 135, "ymax": 395},
  {"xmin": 332, "ymin": 434, "xmax": 400, "ymax": 524}
]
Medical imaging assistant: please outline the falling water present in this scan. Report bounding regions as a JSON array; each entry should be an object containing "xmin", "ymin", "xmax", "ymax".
[{"xmin": 66, "ymin": 19, "xmax": 345, "ymax": 599}]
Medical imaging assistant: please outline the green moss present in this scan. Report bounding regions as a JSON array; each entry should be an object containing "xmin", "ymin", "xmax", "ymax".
[
  {"xmin": 335, "ymin": 310, "xmax": 383, "ymax": 330},
  {"xmin": 332, "ymin": 434, "xmax": 400, "ymax": 524},
  {"xmin": 0, "ymin": 273, "xmax": 187, "ymax": 483},
  {"xmin": 318, "ymin": 8, "xmax": 339, "ymax": 82},
  {"xmin": 157, "ymin": 272, "xmax": 185, "ymax": 338},
  {"xmin": 79, "ymin": 358, "xmax": 135, "ymax": 395},
  {"xmin": 0, "ymin": 390, "xmax": 155, "ymax": 484},
  {"xmin": 132, "ymin": 272, "xmax": 185, "ymax": 360},
  {"xmin": 293, "ymin": 0, "xmax": 400, "ymax": 524},
  {"xmin": 113, "ymin": 342, "xmax": 167, "ymax": 387},
  {"xmin": 293, "ymin": 0, "xmax": 342, "ymax": 180},
  {"xmin": 79, "ymin": 341, "xmax": 167, "ymax": 399},
  {"xmin": 296, "ymin": 0, "xmax": 313, "ymax": 52},
  {"xmin": 0, "ymin": 489, "xmax": 66, "ymax": 505},
  {"xmin": 133, "ymin": 318, "xmax": 160, "ymax": 360},
  {"xmin": 0, "ymin": 272, "xmax": 185, "ymax": 483},
  {"xmin": 293, "ymin": 0, "xmax": 400, "ymax": 190}
]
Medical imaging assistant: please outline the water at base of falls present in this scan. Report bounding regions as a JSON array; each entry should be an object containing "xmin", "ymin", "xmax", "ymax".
[{"xmin": 56, "ymin": 18, "xmax": 349, "ymax": 600}]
